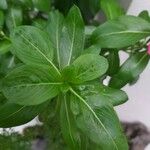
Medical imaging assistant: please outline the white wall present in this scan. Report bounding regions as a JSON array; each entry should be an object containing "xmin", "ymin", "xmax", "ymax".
[{"xmin": 116, "ymin": 0, "xmax": 150, "ymax": 127}]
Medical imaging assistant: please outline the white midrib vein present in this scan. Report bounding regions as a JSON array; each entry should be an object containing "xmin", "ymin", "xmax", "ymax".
[
  {"xmin": 56, "ymin": 19, "xmax": 61, "ymax": 69},
  {"xmin": 64, "ymin": 95, "xmax": 75, "ymax": 147},
  {"xmin": 70, "ymin": 88, "xmax": 119, "ymax": 150},
  {"xmin": 11, "ymin": 82, "xmax": 63, "ymax": 88},
  {"xmin": 19, "ymin": 33, "xmax": 61, "ymax": 76},
  {"xmin": 67, "ymin": 19, "xmax": 76, "ymax": 66},
  {"xmin": 101, "ymin": 30, "xmax": 150, "ymax": 37}
]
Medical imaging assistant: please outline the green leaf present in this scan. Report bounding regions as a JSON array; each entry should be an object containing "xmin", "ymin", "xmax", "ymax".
[
  {"xmin": 6, "ymin": 7, "xmax": 23, "ymax": 31},
  {"xmin": 0, "ymin": 93, "xmax": 47, "ymax": 128},
  {"xmin": 91, "ymin": 16, "xmax": 150, "ymax": 48},
  {"xmin": 97, "ymin": 84, "xmax": 128, "ymax": 106},
  {"xmin": 82, "ymin": 45, "xmax": 101, "ymax": 55},
  {"xmin": 100, "ymin": 0, "xmax": 124, "ymax": 20},
  {"xmin": 32, "ymin": 18, "xmax": 47, "ymax": 30},
  {"xmin": 70, "ymin": 87, "xmax": 128, "ymax": 150},
  {"xmin": 0, "ymin": 10, "xmax": 4, "ymax": 29},
  {"xmin": 60, "ymin": 5, "xmax": 85, "ymax": 68},
  {"xmin": 0, "ymin": 40, "xmax": 11, "ymax": 54},
  {"xmin": 10, "ymin": 26, "xmax": 61, "ymax": 76},
  {"xmin": 46, "ymin": 10, "xmax": 64, "ymax": 68},
  {"xmin": 60, "ymin": 93, "xmax": 82, "ymax": 150},
  {"xmin": 107, "ymin": 51, "xmax": 120, "ymax": 75},
  {"xmin": 2, "ymin": 65, "xmax": 62, "ymax": 105},
  {"xmin": 32, "ymin": 0, "xmax": 51, "ymax": 12},
  {"xmin": 109, "ymin": 52, "xmax": 150, "ymax": 88},
  {"xmin": 138, "ymin": 11, "xmax": 150, "ymax": 22},
  {"xmin": 0, "ymin": 0, "xmax": 7, "ymax": 10},
  {"xmin": 62, "ymin": 54, "xmax": 108, "ymax": 84}
]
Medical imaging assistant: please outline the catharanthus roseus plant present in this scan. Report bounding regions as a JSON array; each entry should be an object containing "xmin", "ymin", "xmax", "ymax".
[{"xmin": 0, "ymin": 0, "xmax": 150, "ymax": 150}]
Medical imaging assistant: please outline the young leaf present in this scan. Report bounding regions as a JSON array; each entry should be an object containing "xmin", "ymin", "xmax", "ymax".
[
  {"xmin": 10, "ymin": 26, "xmax": 61, "ymax": 76},
  {"xmin": 32, "ymin": 0, "xmax": 51, "ymax": 12},
  {"xmin": 70, "ymin": 87, "xmax": 128, "ymax": 150},
  {"xmin": 46, "ymin": 10, "xmax": 64, "ymax": 68},
  {"xmin": 91, "ymin": 16, "xmax": 150, "ymax": 48},
  {"xmin": 0, "ymin": 93, "xmax": 47, "ymax": 128},
  {"xmin": 109, "ymin": 52, "xmax": 150, "ymax": 88},
  {"xmin": 60, "ymin": 93, "xmax": 82, "ymax": 150},
  {"xmin": 62, "ymin": 54, "xmax": 108, "ymax": 84},
  {"xmin": 60, "ymin": 5, "xmax": 85, "ymax": 68},
  {"xmin": 2, "ymin": 65, "xmax": 62, "ymax": 105},
  {"xmin": 6, "ymin": 7, "xmax": 23, "ymax": 31},
  {"xmin": 100, "ymin": 0, "xmax": 124, "ymax": 20}
]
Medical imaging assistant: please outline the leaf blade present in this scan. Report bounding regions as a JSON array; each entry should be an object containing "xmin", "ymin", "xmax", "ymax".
[
  {"xmin": 62, "ymin": 54, "xmax": 108, "ymax": 84},
  {"xmin": 60, "ymin": 5, "xmax": 85, "ymax": 68},
  {"xmin": 70, "ymin": 87, "xmax": 128, "ymax": 150},
  {"xmin": 2, "ymin": 65, "xmax": 61, "ymax": 105},
  {"xmin": 11, "ymin": 26, "xmax": 61, "ymax": 75},
  {"xmin": 91, "ymin": 16, "xmax": 150, "ymax": 48}
]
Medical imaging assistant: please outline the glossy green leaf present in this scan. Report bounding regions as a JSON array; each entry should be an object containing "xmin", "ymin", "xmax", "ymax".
[
  {"xmin": 60, "ymin": 93, "xmax": 81, "ymax": 150},
  {"xmin": 82, "ymin": 45, "xmax": 101, "ymax": 55},
  {"xmin": 10, "ymin": 26, "xmax": 61, "ymax": 76},
  {"xmin": 32, "ymin": 0, "xmax": 51, "ymax": 12},
  {"xmin": 100, "ymin": 0, "xmax": 124, "ymax": 20},
  {"xmin": 0, "ymin": 93, "xmax": 46, "ymax": 128},
  {"xmin": 70, "ymin": 87, "xmax": 128, "ymax": 150},
  {"xmin": 109, "ymin": 52, "xmax": 150, "ymax": 88},
  {"xmin": 6, "ymin": 7, "xmax": 23, "ymax": 31},
  {"xmin": 91, "ymin": 16, "xmax": 150, "ymax": 48},
  {"xmin": 97, "ymin": 84, "xmax": 128, "ymax": 106},
  {"xmin": 2, "ymin": 65, "xmax": 62, "ymax": 105},
  {"xmin": 60, "ymin": 5, "xmax": 85, "ymax": 68},
  {"xmin": 62, "ymin": 54, "xmax": 108, "ymax": 84},
  {"xmin": 46, "ymin": 10, "xmax": 64, "ymax": 68},
  {"xmin": 0, "ymin": 0, "xmax": 7, "ymax": 10}
]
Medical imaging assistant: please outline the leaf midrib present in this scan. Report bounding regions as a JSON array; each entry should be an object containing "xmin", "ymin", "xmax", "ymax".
[
  {"xmin": 70, "ymin": 87, "xmax": 119, "ymax": 150},
  {"xmin": 19, "ymin": 32, "xmax": 61, "ymax": 75},
  {"xmin": 100, "ymin": 30, "xmax": 150, "ymax": 37},
  {"xmin": 67, "ymin": 16, "xmax": 76, "ymax": 66},
  {"xmin": 8, "ymin": 82, "xmax": 63, "ymax": 88}
]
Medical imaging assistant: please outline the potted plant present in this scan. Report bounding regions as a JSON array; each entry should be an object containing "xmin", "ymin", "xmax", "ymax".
[{"xmin": 0, "ymin": 0, "xmax": 150, "ymax": 149}]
